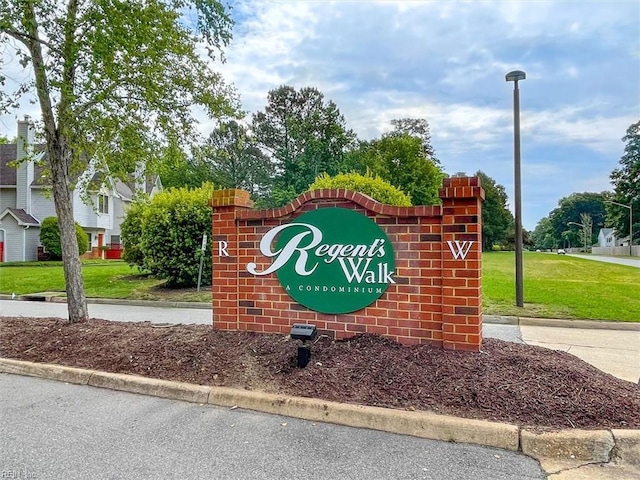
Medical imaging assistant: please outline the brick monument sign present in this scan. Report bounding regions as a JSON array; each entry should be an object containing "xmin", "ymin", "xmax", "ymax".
[{"xmin": 210, "ymin": 176, "xmax": 485, "ymax": 351}]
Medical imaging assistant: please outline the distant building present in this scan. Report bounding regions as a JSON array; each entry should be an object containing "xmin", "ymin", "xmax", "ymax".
[
  {"xmin": 597, "ymin": 228, "xmax": 616, "ymax": 247},
  {"xmin": 0, "ymin": 116, "xmax": 161, "ymax": 262},
  {"xmin": 596, "ymin": 227, "xmax": 631, "ymax": 247}
]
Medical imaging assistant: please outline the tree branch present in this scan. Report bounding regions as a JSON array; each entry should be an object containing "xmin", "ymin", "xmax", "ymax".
[{"xmin": 2, "ymin": 26, "xmax": 60, "ymax": 53}]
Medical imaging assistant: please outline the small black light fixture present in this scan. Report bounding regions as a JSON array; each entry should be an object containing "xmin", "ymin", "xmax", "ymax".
[{"xmin": 290, "ymin": 323, "xmax": 317, "ymax": 368}]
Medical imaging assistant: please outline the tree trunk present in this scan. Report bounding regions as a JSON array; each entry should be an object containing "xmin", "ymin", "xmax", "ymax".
[
  {"xmin": 19, "ymin": 2, "xmax": 88, "ymax": 323},
  {"xmin": 49, "ymin": 137, "xmax": 89, "ymax": 324}
]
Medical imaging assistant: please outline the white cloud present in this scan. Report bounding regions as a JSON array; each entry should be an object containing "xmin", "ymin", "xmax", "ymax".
[{"xmin": 2, "ymin": 0, "xmax": 638, "ymax": 229}]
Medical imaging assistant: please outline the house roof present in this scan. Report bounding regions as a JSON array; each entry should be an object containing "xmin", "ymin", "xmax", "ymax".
[
  {"xmin": 30, "ymin": 163, "xmax": 48, "ymax": 186},
  {"xmin": 2, "ymin": 140, "xmax": 160, "ymax": 198},
  {"xmin": 0, "ymin": 207, "xmax": 40, "ymax": 226},
  {"xmin": 114, "ymin": 179, "xmax": 134, "ymax": 200},
  {"xmin": 0, "ymin": 144, "xmax": 17, "ymax": 186},
  {"xmin": 143, "ymin": 175, "xmax": 163, "ymax": 195},
  {"xmin": 599, "ymin": 228, "xmax": 614, "ymax": 237},
  {"xmin": 1, "ymin": 143, "xmax": 47, "ymax": 186},
  {"xmin": 121, "ymin": 175, "xmax": 162, "ymax": 198}
]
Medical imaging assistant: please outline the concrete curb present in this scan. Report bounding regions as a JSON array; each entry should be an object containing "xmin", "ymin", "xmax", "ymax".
[
  {"xmin": 84, "ymin": 298, "xmax": 212, "ymax": 309},
  {"xmin": 483, "ymin": 315, "xmax": 640, "ymax": 331},
  {"xmin": 521, "ymin": 429, "xmax": 615, "ymax": 463},
  {"xmin": 1, "ymin": 358, "xmax": 638, "ymax": 468},
  {"xmin": 207, "ymin": 386, "xmax": 519, "ymax": 450}
]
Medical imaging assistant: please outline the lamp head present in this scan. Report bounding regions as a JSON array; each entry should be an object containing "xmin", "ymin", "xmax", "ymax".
[{"xmin": 506, "ymin": 70, "xmax": 526, "ymax": 82}]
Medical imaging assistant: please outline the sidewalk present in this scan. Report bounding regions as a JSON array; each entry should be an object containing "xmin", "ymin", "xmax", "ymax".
[
  {"xmin": 2, "ymin": 297, "xmax": 638, "ymax": 384},
  {"xmin": 520, "ymin": 325, "xmax": 640, "ymax": 384},
  {"xmin": 484, "ymin": 315, "xmax": 640, "ymax": 384},
  {"xmin": 0, "ymin": 297, "xmax": 212, "ymax": 325},
  {"xmin": 567, "ymin": 253, "xmax": 640, "ymax": 268}
]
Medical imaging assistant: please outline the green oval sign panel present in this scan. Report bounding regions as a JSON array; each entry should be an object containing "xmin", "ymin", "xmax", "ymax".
[{"xmin": 247, "ymin": 208, "xmax": 395, "ymax": 314}]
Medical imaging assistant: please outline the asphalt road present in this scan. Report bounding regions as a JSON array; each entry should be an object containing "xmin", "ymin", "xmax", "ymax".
[{"xmin": 1, "ymin": 374, "xmax": 544, "ymax": 480}]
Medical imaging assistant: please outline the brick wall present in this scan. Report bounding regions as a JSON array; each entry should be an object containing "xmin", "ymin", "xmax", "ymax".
[{"xmin": 211, "ymin": 177, "xmax": 484, "ymax": 351}]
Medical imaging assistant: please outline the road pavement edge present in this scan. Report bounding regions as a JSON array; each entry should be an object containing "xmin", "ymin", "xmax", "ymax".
[{"xmin": 2, "ymin": 357, "xmax": 638, "ymax": 471}]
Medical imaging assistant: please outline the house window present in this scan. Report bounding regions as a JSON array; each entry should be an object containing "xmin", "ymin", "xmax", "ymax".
[
  {"xmin": 110, "ymin": 235, "xmax": 121, "ymax": 245},
  {"xmin": 86, "ymin": 233, "xmax": 92, "ymax": 251},
  {"xmin": 98, "ymin": 194, "xmax": 109, "ymax": 214}
]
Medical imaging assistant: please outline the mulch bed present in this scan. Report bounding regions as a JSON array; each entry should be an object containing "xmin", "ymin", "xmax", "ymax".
[{"xmin": 1, "ymin": 317, "xmax": 639, "ymax": 430}]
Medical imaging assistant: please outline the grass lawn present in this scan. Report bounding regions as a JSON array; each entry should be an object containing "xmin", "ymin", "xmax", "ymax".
[
  {"xmin": 0, "ymin": 260, "xmax": 211, "ymax": 303},
  {"xmin": 483, "ymin": 252, "xmax": 640, "ymax": 322},
  {"xmin": 0, "ymin": 254, "xmax": 638, "ymax": 321}
]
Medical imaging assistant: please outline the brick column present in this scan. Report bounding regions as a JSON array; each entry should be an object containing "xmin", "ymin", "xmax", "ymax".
[
  {"xmin": 210, "ymin": 189, "xmax": 253, "ymax": 331},
  {"xmin": 439, "ymin": 177, "xmax": 485, "ymax": 351}
]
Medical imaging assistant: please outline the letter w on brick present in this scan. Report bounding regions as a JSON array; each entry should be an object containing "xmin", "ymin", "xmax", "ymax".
[{"xmin": 447, "ymin": 241, "xmax": 474, "ymax": 260}]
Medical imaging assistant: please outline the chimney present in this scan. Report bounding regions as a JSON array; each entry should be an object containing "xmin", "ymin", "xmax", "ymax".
[
  {"xmin": 15, "ymin": 116, "xmax": 36, "ymax": 212},
  {"xmin": 17, "ymin": 115, "xmax": 35, "ymax": 161}
]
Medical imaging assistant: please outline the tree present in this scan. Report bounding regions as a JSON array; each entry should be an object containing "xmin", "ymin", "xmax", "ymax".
[
  {"xmin": 374, "ymin": 134, "xmax": 444, "ymax": 205},
  {"xmin": 546, "ymin": 193, "xmax": 607, "ymax": 247},
  {"xmin": 1, "ymin": 1, "xmax": 236, "ymax": 322},
  {"xmin": 344, "ymin": 134, "xmax": 444, "ymax": 205},
  {"xmin": 608, "ymin": 120, "xmax": 639, "ymax": 243},
  {"xmin": 389, "ymin": 118, "xmax": 439, "ymax": 164},
  {"xmin": 157, "ymin": 136, "xmax": 214, "ymax": 190},
  {"xmin": 252, "ymin": 86, "xmax": 356, "ymax": 204},
  {"xmin": 197, "ymin": 120, "xmax": 274, "ymax": 199},
  {"xmin": 475, "ymin": 171, "xmax": 513, "ymax": 251},
  {"xmin": 531, "ymin": 216, "xmax": 557, "ymax": 250}
]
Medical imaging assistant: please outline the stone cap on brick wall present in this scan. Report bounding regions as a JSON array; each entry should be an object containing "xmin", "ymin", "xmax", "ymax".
[{"xmin": 210, "ymin": 189, "xmax": 254, "ymax": 208}]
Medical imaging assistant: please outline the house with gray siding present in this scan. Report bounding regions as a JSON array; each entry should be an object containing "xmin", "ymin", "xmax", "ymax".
[{"xmin": 0, "ymin": 117, "xmax": 161, "ymax": 262}]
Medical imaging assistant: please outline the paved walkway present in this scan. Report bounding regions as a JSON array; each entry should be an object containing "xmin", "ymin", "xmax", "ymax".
[
  {"xmin": 0, "ymin": 298, "xmax": 212, "ymax": 325},
  {"xmin": 2, "ymin": 299, "xmax": 638, "ymax": 384},
  {"xmin": 482, "ymin": 319, "xmax": 639, "ymax": 384},
  {"xmin": 567, "ymin": 254, "xmax": 640, "ymax": 268},
  {"xmin": 520, "ymin": 325, "xmax": 640, "ymax": 384}
]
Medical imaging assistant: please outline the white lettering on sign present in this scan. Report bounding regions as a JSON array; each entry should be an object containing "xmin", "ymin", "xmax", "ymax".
[
  {"xmin": 247, "ymin": 223, "xmax": 322, "ymax": 276},
  {"xmin": 218, "ymin": 240, "xmax": 229, "ymax": 257},
  {"xmin": 246, "ymin": 222, "xmax": 393, "ymax": 283},
  {"xmin": 447, "ymin": 240, "xmax": 474, "ymax": 260}
]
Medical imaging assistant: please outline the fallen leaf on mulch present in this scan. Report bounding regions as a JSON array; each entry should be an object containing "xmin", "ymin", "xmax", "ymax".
[{"xmin": 1, "ymin": 317, "xmax": 638, "ymax": 430}]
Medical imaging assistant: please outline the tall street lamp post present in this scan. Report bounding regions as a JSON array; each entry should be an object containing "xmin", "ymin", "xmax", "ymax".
[
  {"xmin": 506, "ymin": 70, "xmax": 526, "ymax": 307},
  {"xmin": 606, "ymin": 201, "xmax": 633, "ymax": 256}
]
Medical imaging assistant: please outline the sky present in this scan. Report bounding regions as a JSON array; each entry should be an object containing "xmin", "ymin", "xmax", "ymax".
[{"xmin": 2, "ymin": 0, "xmax": 639, "ymax": 230}]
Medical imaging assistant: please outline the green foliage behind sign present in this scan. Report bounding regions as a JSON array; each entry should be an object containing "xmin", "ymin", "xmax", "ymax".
[{"xmin": 308, "ymin": 172, "xmax": 412, "ymax": 206}]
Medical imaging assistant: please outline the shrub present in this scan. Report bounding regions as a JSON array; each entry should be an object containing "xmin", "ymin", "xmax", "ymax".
[
  {"xmin": 308, "ymin": 172, "xmax": 412, "ymax": 206},
  {"xmin": 39, "ymin": 217, "xmax": 89, "ymax": 259},
  {"xmin": 120, "ymin": 199, "xmax": 148, "ymax": 269},
  {"xmin": 138, "ymin": 184, "xmax": 214, "ymax": 287}
]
